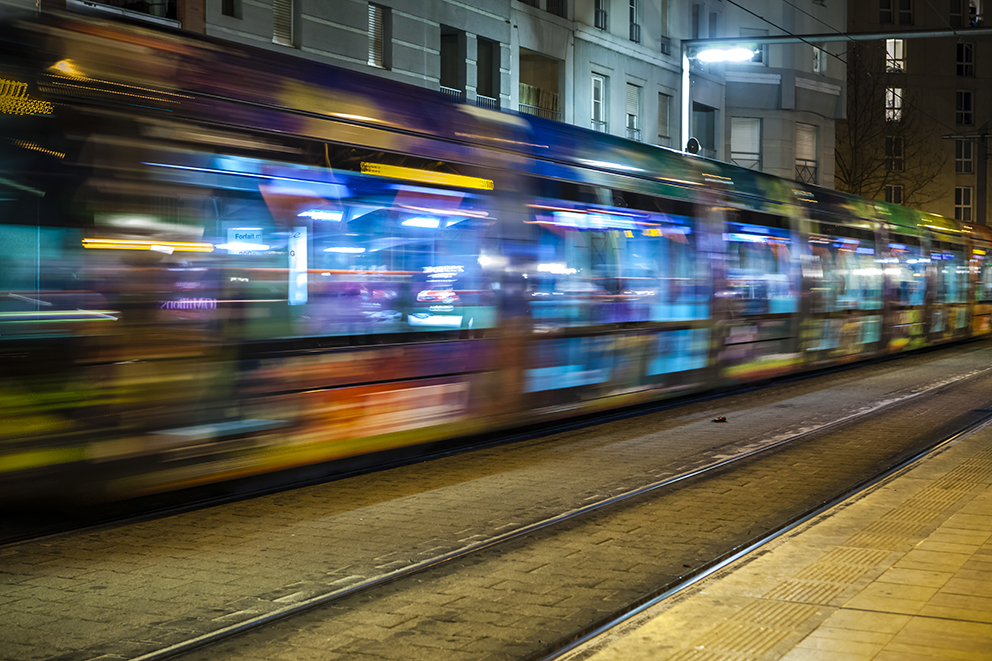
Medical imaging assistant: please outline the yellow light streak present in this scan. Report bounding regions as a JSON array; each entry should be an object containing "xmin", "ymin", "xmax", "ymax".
[
  {"xmin": 0, "ymin": 78, "xmax": 53, "ymax": 115},
  {"xmin": 49, "ymin": 59, "xmax": 85, "ymax": 79},
  {"xmin": 82, "ymin": 238, "xmax": 214, "ymax": 253},
  {"xmin": 13, "ymin": 140, "xmax": 64, "ymax": 159},
  {"xmin": 360, "ymin": 162, "xmax": 494, "ymax": 190}
]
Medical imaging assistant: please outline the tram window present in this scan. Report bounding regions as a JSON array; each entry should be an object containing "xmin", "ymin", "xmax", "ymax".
[
  {"xmin": 808, "ymin": 226, "xmax": 883, "ymax": 313},
  {"xmin": 723, "ymin": 214, "xmax": 798, "ymax": 315},
  {"xmin": 888, "ymin": 238, "xmax": 926, "ymax": 306},
  {"xmin": 140, "ymin": 149, "xmax": 497, "ymax": 341},
  {"xmin": 934, "ymin": 242, "xmax": 967, "ymax": 304},
  {"xmin": 524, "ymin": 181, "xmax": 709, "ymax": 328},
  {"xmin": 979, "ymin": 252, "xmax": 992, "ymax": 303}
]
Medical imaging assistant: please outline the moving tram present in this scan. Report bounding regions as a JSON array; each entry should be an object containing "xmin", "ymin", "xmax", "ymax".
[{"xmin": 2, "ymin": 12, "xmax": 991, "ymax": 503}]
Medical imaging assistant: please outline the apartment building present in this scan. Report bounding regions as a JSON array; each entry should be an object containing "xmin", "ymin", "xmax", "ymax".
[
  {"xmin": 846, "ymin": 0, "xmax": 990, "ymax": 223},
  {"xmin": 17, "ymin": 0, "xmax": 848, "ymax": 188}
]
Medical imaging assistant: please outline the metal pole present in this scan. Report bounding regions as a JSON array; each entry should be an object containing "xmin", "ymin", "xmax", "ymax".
[{"xmin": 681, "ymin": 45, "xmax": 691, "ymax": 153}]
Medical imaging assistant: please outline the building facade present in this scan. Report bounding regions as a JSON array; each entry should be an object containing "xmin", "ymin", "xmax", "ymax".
[
  {"xmin": 846, "ymin": 0, "xmax": 990, "ymax": 224},
  {"xmin": 15, "ymin": 0, "xmax": 848, "ymax": 189}
]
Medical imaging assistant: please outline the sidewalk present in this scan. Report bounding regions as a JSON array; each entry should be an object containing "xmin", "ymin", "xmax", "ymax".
[{"xmin": 575, "ymin": 424, "xmax": 992, "ymax": 660}]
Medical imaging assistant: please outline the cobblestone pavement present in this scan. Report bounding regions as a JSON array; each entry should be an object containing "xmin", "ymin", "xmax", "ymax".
[
  {"xmin": 172, "ymin": 364, "xmax": 992, "ymax": 661},
  {"xmin": 573, "ymin": 414, "xmax": 992, "ymax": 661},
  {"xmin": 0, "ymin": 343, "xmax": 990, "ymax": 660}
]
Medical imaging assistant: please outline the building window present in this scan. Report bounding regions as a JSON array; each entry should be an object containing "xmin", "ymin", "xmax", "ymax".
[
  {"xmin": 592, "ymin": 74, "xmax": 608, "ymax": 132},
  {"xmin": 692, "ymin": 102, "xmax": 717, "ymax": 157},
  {"xmin": 952, "ymin": 0, "xmax": 964, "ymax": 26},
  {"xmin": 731, "ymin": 117, "xmax": 762, "ymax": 170},
  {"xmin": 885, "ymin": 88, "xmax": 903, "ymax": 121},
  {"xmin": 476, "ymin": 38, "xmax": 500, "ymax": 109},
  {"xmin": 626, "ymin": 83, "xmax": 641, "ymax": 140},
  {"xmin": 368, "ymin": 3, "xmax": 391, "ymax": 69},
  {"xmin": 658, "ymin": 93, "xmax": 671, "ymax": 147},
  {"xmin": 955, "ymin": 186, "xmax": 973, "ymax": 220},
  {"xmin": 886, "ymin": 136, "xmax": 904, "ymax": 171},
  {"xmin": 595, "ymin": 0, "xmax": 608, "ymax": 30},
  {"xmin": 660, "ymin": 0, "xmax": 671, "ymax": 53},
  {"xmin": 439, "ymin": 26, "xmax": 466, "ymax": 101},
  {"xmin": 741, "ymin": 28, "xmax": 768, "ymax": 64},
  {"xmin": 956, "ymin": 139, "xmax": 974, "ymax": 173},
  {"xmin": 957, "ymin": 90, "xmax": 974, "ymax": 124},
  {"xmin": 899, "ymin": 0, "xmax": 913, "ymax": 23},
  {"xmin": 272, "ymin": 0, "xmax": 295, "ymax": 47},
  {"xmin": 880, "ymin": 0, "xmax": 893, "ymax": 22},
  {"xmin": 970, "ymin": 0, "xmax": 983, "ymax": 26},
  {"xmin": 886, "ymin": 39, "xmax": 905, "ymax": 72},
  {"xmin": 222, "ymin": 0, "xmax": 241, "ymax": 19},
  {"xmin": 885, "ymin": 185, "xmax": 904, "ymax": 204},
  {"xmin": 546, "ymin": 0, "xmax": 567, "ymax": 19},
  {"xmin": 813, "ymin": 45, "xmax": 827, "ymax": 74},
  {"xmin": 795, "ymin": 122, "xmax": 818, "ymax": 184},
  {"xmin": 957, "ymin": 43, "xmax": 975, "ymax": 76},
  {"xmin": 629, "ymin": 0, "xmax": 641, "ymax": 43}
]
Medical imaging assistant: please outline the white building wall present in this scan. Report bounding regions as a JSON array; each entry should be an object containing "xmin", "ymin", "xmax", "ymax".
[{"xmin": 31, "ymin": 0, "xmax": 848, "ymax": 190}]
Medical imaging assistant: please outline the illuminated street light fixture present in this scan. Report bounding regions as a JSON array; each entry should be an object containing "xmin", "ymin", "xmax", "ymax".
[
  {"xmin": 694, "ymin": 47, "xmax": 757, "ymax": 63},
  {"xmin": 681, "ymin": 44, "xmax": 757, "ymax": 154}
]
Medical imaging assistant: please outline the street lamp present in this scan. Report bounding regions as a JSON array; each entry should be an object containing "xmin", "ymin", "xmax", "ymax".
[{"xmin": 680, "ymin": 44, "xmax": 757, "ymax": 154}]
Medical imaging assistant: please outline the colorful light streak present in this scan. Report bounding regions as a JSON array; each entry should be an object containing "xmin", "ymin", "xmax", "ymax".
[
  {"xmin": 82, "ymin": 238, "xmax": 214, "ymax": 252},
  {"xmin": 360, "ymin": 162, "xmax": 494, "ymax": 190}
]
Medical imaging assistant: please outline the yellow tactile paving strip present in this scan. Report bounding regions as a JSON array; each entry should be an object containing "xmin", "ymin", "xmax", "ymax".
[{"xmin": 578, "ymin": 427, "xmax": 992, "ymax": 661}]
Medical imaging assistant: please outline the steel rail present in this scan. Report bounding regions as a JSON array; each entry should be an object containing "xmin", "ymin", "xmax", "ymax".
[
  {"xmin": 542, "ymin": 412, "xmax": 992, "ymax": 661},
  {"xmin": 131, "ymin": 364, "xmax": 992, "ymax": 661}
]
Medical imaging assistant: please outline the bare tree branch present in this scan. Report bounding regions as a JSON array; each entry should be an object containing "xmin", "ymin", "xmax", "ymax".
[{"xmin": 835, "ymin": 42, "xmax": 946, "ymax": 207}]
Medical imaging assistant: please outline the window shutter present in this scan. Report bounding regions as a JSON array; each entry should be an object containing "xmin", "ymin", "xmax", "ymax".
[
  {"xmin": 626, "ymin": 83, "xmax": 639, "ymax": 127},
  {"xmin": 731, "ymin": 118, "xmax": 759, "ymax": 153},
  {"xmin": 368, "ymin": 4, "xmax": 384, "ymax": 67},
  {"xmin": 273, "ymin": 0, "xmax": 293, "ymax": 47},
  {"xmin": 658, "ymin": 94, "xmax": 670, "ymax": 138},
  {"xmin": 796, "ymin": 123, "xmax": 817, "ymax": 161}
]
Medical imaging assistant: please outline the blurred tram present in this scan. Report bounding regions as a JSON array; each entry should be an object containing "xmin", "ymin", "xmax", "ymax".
[{"xmin": 2, "ymin": 12, "xmax": 991, "ymax": 503}]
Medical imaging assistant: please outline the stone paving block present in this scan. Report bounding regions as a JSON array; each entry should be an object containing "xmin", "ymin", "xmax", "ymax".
[
  {"xmin": 7, "ymin": 350, "xmax": 992, "ymax": 661},
  {"xmin": 0, "ymin": 638, "xmax": 38, "ymax": 661}
]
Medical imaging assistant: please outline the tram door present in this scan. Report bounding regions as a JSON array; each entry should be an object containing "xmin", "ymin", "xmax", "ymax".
[
  {"xmin": 801, "ymin": 222, "xmax": 885, "ymax": 366},
  {"xmin": 716, "ymin": 210, "xmax": 801, "ymax": 382},
  {"xmin": 929, "ymin": 234, "xmax": 970, "ymax": 343},
  {"xmin": 882, "ymin": 231, "xmax": 929, "ymax": 352}
]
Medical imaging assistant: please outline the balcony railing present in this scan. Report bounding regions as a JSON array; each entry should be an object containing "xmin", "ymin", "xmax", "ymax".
[
  {"xmin": 657, "ymin": 135, "xmax": 672, "ymax": 148},
  {"xmin": 660, "ymin": 36, "xmax": 671, "ymax": 55},
  {"xmin": 626, "ymin": 127, "xmax": 641, "ymax": 141},
  {"xmin": 629, "ymin": 22, "xmax": 641, "ymax": 43},
  {"xmin": 591, "ymin": 119, "xmax": 608, "ymax": 133},
  {"xmin": 731, "ymin": 152, "xmax": 761, "ymax": 170},
  {"xmin": 595, "ymin": 8, "xmax": 607, "ymax": 29},
  {"xmin": 440, "ymin": 86, "xmax": 466, "ymax": 102},
  {"xmin": 520, "ymin": 103, "xmax": 562, "ymax": 122},
  {"xmin": 546, "ymin": 0, "xmax": 567, "ymax": 18},
  {"xmin": 796, "ymin": 159, "xmax": 818, "ymax": 184},
  {"xmin": 476, "ymin": 94, "xmax": 500, "ymax": 111}
]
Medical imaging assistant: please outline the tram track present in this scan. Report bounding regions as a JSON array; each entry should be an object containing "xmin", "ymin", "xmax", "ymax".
[
  {"xmin": 4, "ymin": 342, "xmax": 992, "ymax": 661},
  {"xmin": 137, "ymin": 360, "xmax": 992, "ymax": 661},
  {"xmin": 546, "ymin": 408, "xmax": 992, "ymax": 661}
]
